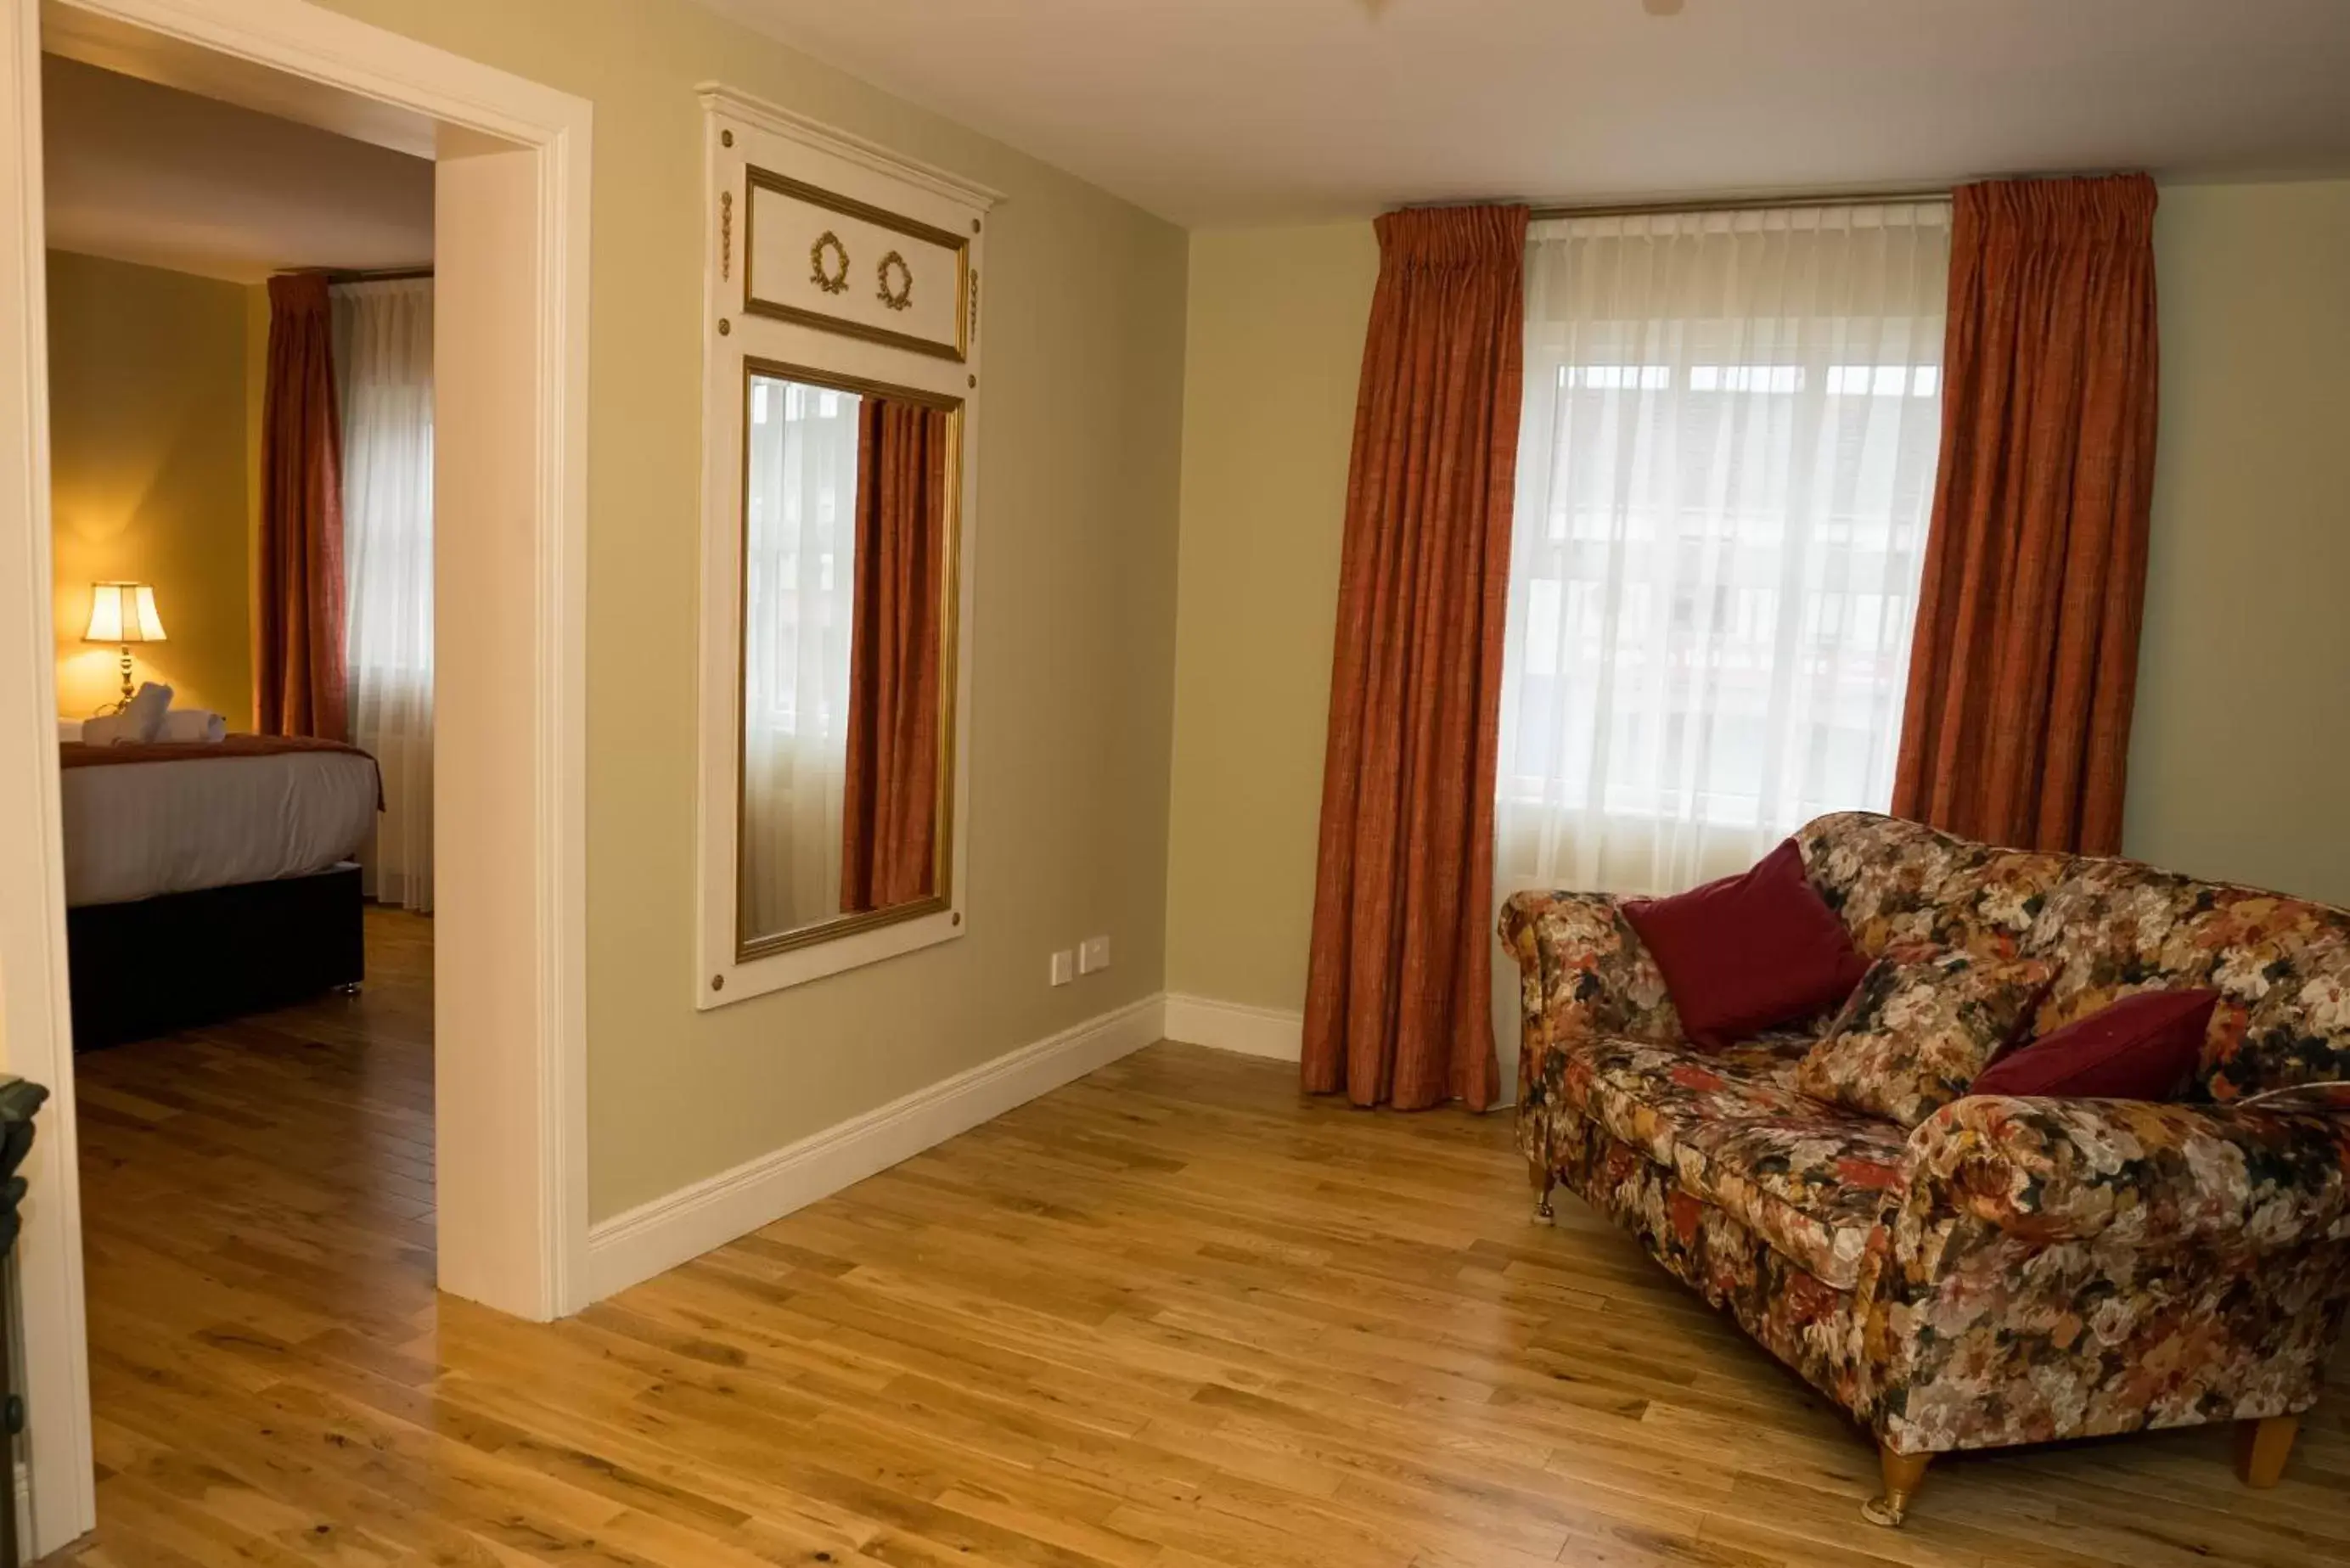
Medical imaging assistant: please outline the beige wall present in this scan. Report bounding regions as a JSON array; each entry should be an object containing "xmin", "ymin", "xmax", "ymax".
[
  {"xmin": 1162, "ymin": 179, "xmax": 2350, "ymax": 1031},
  {"xmin": 46, "ymin": 250, "xmax": 253, "ymax": 722},
  {"xmin": 309, "ymin": 0, "xmax": 1187, "ymax": 1221},
  {"xmin": 1164, "ymin": 224, "xmax": 1375, "ymax": 1014},
  {"xmin": 2123, "ymin": 179, "xmax": 2350, "ymax": 908}
]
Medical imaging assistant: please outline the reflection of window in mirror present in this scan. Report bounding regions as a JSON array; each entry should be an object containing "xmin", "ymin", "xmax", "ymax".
[
  {"xmin": 741, "ymin": 374, "xmax": 861, "ymax": 939},
  {"xmin": 739, "ymin": 369, "xmax": 953, "ymax": 953}
]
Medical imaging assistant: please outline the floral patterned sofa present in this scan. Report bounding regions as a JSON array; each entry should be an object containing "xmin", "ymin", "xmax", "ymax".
[{"xmin": 1499, "ymin": 812, "xmax": 2350, "ymax": 1526}]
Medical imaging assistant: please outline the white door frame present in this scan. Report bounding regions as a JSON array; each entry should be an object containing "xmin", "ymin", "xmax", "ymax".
[{"xmin": 0, "ymin": 0, "xmax": 592, "ymax": 1556}]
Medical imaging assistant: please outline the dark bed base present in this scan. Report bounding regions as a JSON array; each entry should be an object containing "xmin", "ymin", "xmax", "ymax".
[{"xmin": 66, "ymin": 862, "xmax": 365, "ymax": 1051}]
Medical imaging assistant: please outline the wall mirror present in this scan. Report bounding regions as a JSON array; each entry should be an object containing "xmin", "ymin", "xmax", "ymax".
[
  {"xmin": 698, "ymin": 87, "xmax": 998, "ymax": 1006},
  {"xmin": 735, "ymin": 364, "xmax": 959, "ymax": 956}
]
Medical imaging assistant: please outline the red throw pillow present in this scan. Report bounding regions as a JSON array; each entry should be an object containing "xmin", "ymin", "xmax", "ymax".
[
  {"xmin": 1622, "ymin": 839, "xmax": 1869, "ymax": 1051},
  {"xmin": 1970, "ymin": 988, "xmax": 2218, "ymax": 1100}
]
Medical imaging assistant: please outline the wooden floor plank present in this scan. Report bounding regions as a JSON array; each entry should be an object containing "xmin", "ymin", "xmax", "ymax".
[{"xmin": 45, "ymin": 908, "xmax": 2350, "ymax": 1567}]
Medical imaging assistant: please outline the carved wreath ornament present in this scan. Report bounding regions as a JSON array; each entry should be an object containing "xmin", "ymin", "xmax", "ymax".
[
  {"xmin": 809, "ymin": 230, "xmax": 851, "ymax": 295},
  {"xmin": 876, "ymin": 250, "xmax": 914, "ymax": 312}
]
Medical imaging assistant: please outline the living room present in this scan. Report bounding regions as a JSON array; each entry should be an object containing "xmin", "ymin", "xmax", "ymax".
[{"xmin": 3, "ymin": 2, "xmax": 2345, "ymax": 1565}]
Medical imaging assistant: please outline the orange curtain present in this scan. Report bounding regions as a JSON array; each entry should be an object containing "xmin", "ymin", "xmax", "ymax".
[
  {"xmin": 1301, "ymin": 204, "xmax": 1527, "ymax": 1112},
  {"xmin": 840, "ymin": 399, "xmax": 949, "ymax": 913},
  {"xmin": 256, "ymin": 273, "xmax": 348, "ymax": 739},
  {"xmin": 1892, "ymin": 175, "xmax": 2160, "ymax": 854}
]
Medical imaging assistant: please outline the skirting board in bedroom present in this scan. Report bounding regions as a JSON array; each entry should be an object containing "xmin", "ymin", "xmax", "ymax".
[
  {"xmin": 584, "ymin": 992, "xmax": 1167, "ymax": 1301},
  {"xmin": 1162, "ymin": 992, "xmax": 1305, "ymax": 1061}
]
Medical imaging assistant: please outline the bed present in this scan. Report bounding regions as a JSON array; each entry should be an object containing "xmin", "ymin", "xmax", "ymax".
[{"xmin": 58, "ymin": 734, "xmax": 382, "ymax": 1048}]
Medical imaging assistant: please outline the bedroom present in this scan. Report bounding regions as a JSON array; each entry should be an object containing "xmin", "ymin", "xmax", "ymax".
[
  {"xmin": 2, "ymin": 2, "xmax": 2347, "ymax": 1565},
  {"xmin": 42, "ymin": 47, "xmax": 439, "ymax": 1313}
]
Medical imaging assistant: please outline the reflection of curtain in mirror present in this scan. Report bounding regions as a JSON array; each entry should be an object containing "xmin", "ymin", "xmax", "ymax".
[
  {"xmin": 743, "ymin": 380, "xmax": 861, "ymax": 934},
  {"xmin": 840, "ymin": 401, "xmax": 948, "ymax": 912},
  {"xmin": 334, "ymin": 278, "xmax": 435, "ymax": 911}
]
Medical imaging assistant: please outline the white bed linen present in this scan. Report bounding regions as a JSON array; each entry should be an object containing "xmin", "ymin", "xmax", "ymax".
[{"xmin": 60, "ymin": 750, "xmax": 379, "ymax": 908}]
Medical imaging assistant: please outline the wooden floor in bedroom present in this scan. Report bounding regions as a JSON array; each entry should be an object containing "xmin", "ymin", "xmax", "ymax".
[{"xmin": 51, "ymin": 930, "xmax": 2350, "ymax": 1568}]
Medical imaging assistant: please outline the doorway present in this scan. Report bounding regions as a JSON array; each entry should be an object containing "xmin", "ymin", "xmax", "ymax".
[{"xmin": 0, "ymin": 0, "xmax": 591, "ymax": 1558}]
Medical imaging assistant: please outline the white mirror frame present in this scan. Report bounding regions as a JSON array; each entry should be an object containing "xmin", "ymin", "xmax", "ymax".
[{"xmin": 694, "ymin": 85, "xmax": 997, "ymax": 1009}]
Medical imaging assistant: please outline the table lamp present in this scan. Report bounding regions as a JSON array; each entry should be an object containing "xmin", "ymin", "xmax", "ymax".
[{"xmin": 82, "ymin": 580, "xmax": 166, "ymax": 708}]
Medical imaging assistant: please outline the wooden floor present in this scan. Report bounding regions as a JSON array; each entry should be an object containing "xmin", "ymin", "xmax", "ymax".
[{"xmin": 53, "ymin": 917, "xmax": 2350, "ymax": 1568}]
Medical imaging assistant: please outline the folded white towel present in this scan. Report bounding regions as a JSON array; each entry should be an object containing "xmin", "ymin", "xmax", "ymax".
[
  {"xmin": 157, "ymin": 708, "xmax": 228, "ymax": 744},
  {"xmin": 120, "ymin": 681, "xmax": 172, "ymax": 741},
  {"xmin": 56, "ymin": 717, "xmax": 84, "ymax": 743},
  {"xmin": 79, "ymin": 712, "xmax": 132, "ymax": 745}
]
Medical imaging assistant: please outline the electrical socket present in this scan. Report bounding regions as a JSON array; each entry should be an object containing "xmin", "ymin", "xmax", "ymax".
[
  {"xmin": 1049, "ymin": 949, "xmax": 1075, "ymax": 986},
  {"xmin": 1078, "ymin": 935, "xmax": 1110, "ymax": 975}
]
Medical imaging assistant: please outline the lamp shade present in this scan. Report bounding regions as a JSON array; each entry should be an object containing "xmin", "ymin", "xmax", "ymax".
[{"xmin": 83, "ymin": 581, "xmax": 166, "ymax": 644}]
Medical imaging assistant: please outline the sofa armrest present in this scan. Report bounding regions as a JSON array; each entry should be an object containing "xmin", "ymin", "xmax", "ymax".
[
  {"xmin": 1498, "ymin": 891, "xmax": 1683, "ymax": 1056},
  {"xmin": 1903, "ymin": 1094, "xmax": 2350, "ymax": 1253}
]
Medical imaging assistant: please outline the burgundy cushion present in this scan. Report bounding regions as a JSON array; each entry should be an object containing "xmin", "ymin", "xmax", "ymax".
[
  {"xmin": 1622, "ymin": 839, "xmax": 1869, "ymax": 1052},
  {"xmin": 1970, "ymin": 988, "xmax": 2219, "ymax": 1100}
]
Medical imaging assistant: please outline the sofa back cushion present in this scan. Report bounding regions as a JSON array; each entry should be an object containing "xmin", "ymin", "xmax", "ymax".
[
  {"xmin": 2021, "ymin": 857, "xmax": 2350, "ymax": 1100},
  {"xmin": 1798, "ymin": 812, "xmax": 2350, "ymax": 1101},
  {"xmin": 1796, "ymin": 812, "xmax": 2075, "ymax": 961}
]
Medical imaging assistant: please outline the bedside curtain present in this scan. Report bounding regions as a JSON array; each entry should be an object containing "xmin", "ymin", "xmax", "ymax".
[
  {"xmin": 256, "ymin": 273, "xmax": 347, "ymax": 739},
  {"xmin": 840, "ymin": 398, "xmax": 948, "ymax": 913},
  {"xmin": 1301, "ymin": 204, "xmax": 1528, "ymax": 1112},
  {"xmin": 335, "ymin": 278, "xmax": 436, "ymax": 912},
  {"xmin": 1892, "ymin": 175, "xmax": 2160, "ymax": 854}
]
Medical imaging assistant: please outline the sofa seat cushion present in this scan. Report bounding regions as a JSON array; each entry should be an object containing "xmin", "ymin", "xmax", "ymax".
[
  {"xmin": 1556, "ymin": 1035, "xmax": 1908, "ymax": 1289},
  {"xmin": 1552, "ymin": 1110, "xmax": 1866, "ymax": 1409}
]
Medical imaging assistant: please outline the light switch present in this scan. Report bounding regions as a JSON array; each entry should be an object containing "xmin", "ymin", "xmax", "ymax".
[
  {"xmin": 1049, "ymin": 949, "xmax": 1075, "ymax": 986},
  {"xmin": 1078, "ymin": 935, "xmax": 1110, "ymax": 975}
]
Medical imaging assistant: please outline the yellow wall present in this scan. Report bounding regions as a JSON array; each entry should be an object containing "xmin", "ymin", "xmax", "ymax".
[
  {"xmin": 1164, "ymin": 225, "xmax": 1376, "ymax": 1013},
  {"xmin": 2123, "ymin": 179, "xmax": 2350, "ymax": 908},
  {"xmin": 47, "ymin": 250, "xmax": 253, "ymax": 723},
  {"xmin": 307, "ymin": 0, "xmax": 1188, "ymax": 1221}
]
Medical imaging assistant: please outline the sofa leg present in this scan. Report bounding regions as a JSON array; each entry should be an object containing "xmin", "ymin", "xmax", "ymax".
[
  {"xmin": 1862, "ymin": 1445, "xmax": 1931, "ymax": 1527},
  {"xmin": 1527, "ymin": 1161, "xmax": 1554, "ymax": 1224},
  {"xmin": 2235, "ymin": 1415, "xmax": 2298, "ymax": 1488}
]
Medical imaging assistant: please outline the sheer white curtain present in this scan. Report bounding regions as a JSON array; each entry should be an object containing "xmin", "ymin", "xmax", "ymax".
[
  {"xmin": 335, "ymin": 278, "xmax": 435, "ymax": 912},
  {"xmin": 740, "ymin": 377, "xmax": 860, "ymax": 936},
  {"xmin": 1498, "ymin": 203, "xmax": 1951, "ymax": 897}
]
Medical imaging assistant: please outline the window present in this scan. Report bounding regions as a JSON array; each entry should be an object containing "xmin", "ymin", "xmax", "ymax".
[
  {"xmin": 1497, "ymin": 202, "xmax": 1952, "ymax": 894},
  {"xmin": 335, "ymin": 278, "xmax": 436, "ymax": 911}
]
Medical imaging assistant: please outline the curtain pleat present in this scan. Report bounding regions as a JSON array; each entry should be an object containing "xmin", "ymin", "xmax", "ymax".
[
  {"xmin": 256, "ymin": 273, "xmax": 347, "ymax": 739},
  {"xmin": 335, "ymin": 278, "xmax": 436, "ymax": 912},
  {"xmin": 1892, "ymin": 175, "xmax": 2160, "ymax": 854},
  {"xmin": 840, "ymin": 400, "xmax": 948, "ymax": 913},
  {"xmin": 1301, "ymin": 203, "xmax": 1527, "ymax": 1112}
]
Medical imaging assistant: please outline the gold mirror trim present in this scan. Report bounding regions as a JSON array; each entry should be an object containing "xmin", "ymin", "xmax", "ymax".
[
  {"xmin": 742, "ymin": 166, "xmax": 970, "ymax": 362},
  {"xmin": 733, "ymin": 356, "xmax": 964, "ymax": 965}
]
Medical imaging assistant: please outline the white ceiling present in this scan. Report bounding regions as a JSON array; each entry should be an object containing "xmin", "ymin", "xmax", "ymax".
[
  {"xmin": 708, "ymin": 0, "xmax": 2350, "ymax": 226},
  {"xmin": 42, "ymin": 54, "xmax": 433, "ymax": 284}
]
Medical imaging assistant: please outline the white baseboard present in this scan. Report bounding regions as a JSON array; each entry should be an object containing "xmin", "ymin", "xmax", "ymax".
[
  {"xmin": 1162, "ymin": 992, "xmax": 1303, "ymax": 1061},
  {"xmin": 585, "ymin": 992, "xmax": 1167, "ymax": 1301}
]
